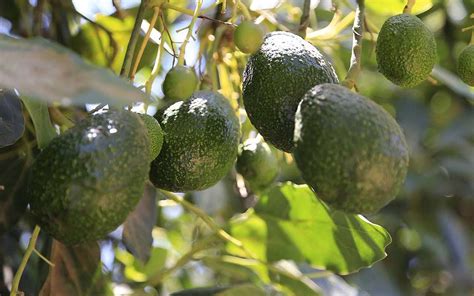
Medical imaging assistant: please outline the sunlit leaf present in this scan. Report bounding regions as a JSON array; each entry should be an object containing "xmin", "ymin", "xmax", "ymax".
[
  {"xmin": 40, "ymin": 240, "xmax": 109, "ymax": 296},
  {"xmin": 365, "ymin": 0, "xmax": 434, "ymax": 16},
  {"xmin": 228, "ymin": 182, "xmax": 391, "ymax": 274},
  {"xmin": 0, "ymin": 89, "xmax": 24, "ymax": 148},
  {"xmin": 123, "ymin": 183, "xmax": 157, "ymax": 263},
  {"xmin": 0, "ymin": 35, "xmax": 147, "ymax": 106}
]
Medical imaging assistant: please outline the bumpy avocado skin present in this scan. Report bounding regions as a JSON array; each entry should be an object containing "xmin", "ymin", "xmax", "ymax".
[
  {"xmin": 293, "ymin": 84, "xmax": 409, "ymax": 214},
  {"xmin": 376, "ymin": 14, "xmax": 436, "ymax": 87},
  {"xmin": 150, "ymin": 91, "xmax": 240, "ymax": 192},
  {"xmin": 28, "ymin": 111, "xmax": 150, "ymax": 245},
  {"xmin": 457, "ymin": 44, "xmax": 474, "ymax": 86},
  {"xmin": 242, "ymin": 31, "xmax": 339, "ymax": 152},
  {"xmin": 236, "ymin": 139, "xmax": 279, "ymax": 191},
  {"xmin": 138, "ymin": 113, "xmax": 164, "ymax": 161}
]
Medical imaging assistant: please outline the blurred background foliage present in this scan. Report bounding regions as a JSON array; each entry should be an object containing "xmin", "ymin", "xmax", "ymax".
[{"xmin": 0, "ymin": 0, "xmax": 473, "ymax": 295}]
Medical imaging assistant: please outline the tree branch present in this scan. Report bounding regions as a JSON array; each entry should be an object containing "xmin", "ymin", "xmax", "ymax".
[{"xmin": 342, "ymin": 0, "xmax": 364, "ymax": 90}]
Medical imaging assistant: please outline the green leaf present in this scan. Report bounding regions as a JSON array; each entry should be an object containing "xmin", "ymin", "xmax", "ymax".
[
  {"xmin": 0, "ymin": 35, "xmax": 147, "ymax": 106},
  {"xmin": 0, "ymin": 89, "xmax": 24, "ymax": 148},
  {"xmin": 20, "ymin": 96, "xmax": 56, "ymax": 149},
  {"xmin": 217, "ymin": 284, "xmax": 267, "ymax": 296},
  {"xmin": 365, "ymin": 0, "xmax": 434, "ymax": 15},
  {"xmin": 228, "ymin": 182, "xmax": 391, "ymax": 274},
  {"xmin": 40, "ymin": 240, "xmax": 110, "ymax": 296},
  {"xmin": 123, "ymin": 183, "xmax": 157, "ymax": 263}
]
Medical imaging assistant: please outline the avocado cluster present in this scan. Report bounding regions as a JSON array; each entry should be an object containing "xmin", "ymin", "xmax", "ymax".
[
  {"xmin": 242, "ymin": 31, "xmax": 339, "ymax": 152},
  {"xmin": 241, "ymin": 31, "xmax": 409, "ymax": 215}
]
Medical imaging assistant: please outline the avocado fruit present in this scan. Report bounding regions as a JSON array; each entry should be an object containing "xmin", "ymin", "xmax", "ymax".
[
  {"xmin": 242, "ymin": 31, "xmax": 339, "ymax": 152},
  {"xmin": 293, "ymin": 84, "xmax": 409, "ymax": 214},
  {"xmin": 150, "ymin": 91, "xmax": 240, "ymax": 192},
  {"xmin": 236, "ymin": 138, "xmax": 279, "ymax": 192},
  {"xmin": 376, "ymin": 14, "xmax": 436, "ymax": 87},
  {"xmin": 233, "ymin": 21, "xmax": 265, "ymax": 54},
  {"xmin": 28, "ymin": 110, "xmax": 150, "ymax": 245},
  {"xmin": 138, "ymin": 113, "xmax": 164, "ymax": 161},
  {"xmin": 457, "ymin": 44, "xmax": 474, "ymax": 86},
  {"xmin": 162, "ymin": 66, "xmax": 198, "ymax": 101}
]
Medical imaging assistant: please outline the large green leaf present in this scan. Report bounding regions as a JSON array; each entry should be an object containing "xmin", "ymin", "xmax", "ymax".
[
  {"xmin": 228, "ymin": 182, "xmax": 391, "ymax": 274},
  {"xmin": 0, "ymin": 35, "xmax": 147, "ymax": 106}
]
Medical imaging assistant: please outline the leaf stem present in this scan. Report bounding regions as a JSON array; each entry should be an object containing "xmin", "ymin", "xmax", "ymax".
[
  {"xmin": 403, "ymin": 0, "xmax": 415, "ymax": 14},
  {"xmin": 148, "ymin": 235, "xmax": 218, "ymax": 285},
  {"xmin": 342, "ymin": 0, "xmax": 365, "ymax": 90},
  {"xmin": 10, "ymin": 226, "xmax": 41, "ymax": 296},
  {"xmin": 130, "ymin": 6, "xmax": 161, "ymax": 81},
  {"xmin": 178, "ymin": 0, "xmax": 203, "ymax": 66},
  {"xmin": 120, "ymin": 0, "xmax": 149, "ymax": 78},
  {"xmin": 298, "ymin": 0, "xmax": 311, "ymax": 38}
]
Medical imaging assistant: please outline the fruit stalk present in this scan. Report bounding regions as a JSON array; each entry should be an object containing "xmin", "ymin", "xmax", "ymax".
[
  {"xmin": 403, "ymin": 0, "xmax": 415, "ymax": 14},
  {"xmin": 10, "ymin": 226, "xmax": 41, "ymax": 296},
  {"xmin": 298, "ymin": 0, "xmax": 311, "ymax": 38},
  {"xmin": 342, "ymin": 0, "xmax": 365, "ymax": 89}
]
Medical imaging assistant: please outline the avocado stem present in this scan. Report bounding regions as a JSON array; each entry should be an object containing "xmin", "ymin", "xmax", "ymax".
[
  {"xmin": 342, "ymin": 0, "xmax": 365, "ymax": 90},
  {"xmin": 298, "ymin": 0, "xmax": 311, "ymax": 38},
  {"xmin": 10, "ymin": 226, "xmax": 41, "ymax": 296},
  {"xmin": 403, "ymin": 0, "xmax": 415, "ymax": 14}
]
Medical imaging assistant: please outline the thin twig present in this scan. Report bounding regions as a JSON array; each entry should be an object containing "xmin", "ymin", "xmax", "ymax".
[
  {"xmin": 32, "ymin": 0, "xmax": 46, "ymax": 36},
  {"xmin": 298, "ymin": 0, "xmax": 311, "ymax": 38},
  {"xmin": 74, "ymin": 10, "xmax": 119, "ymax": 68},
  {"xmin": 130, "ymin": 6, "xmax": 161, "ymax": 80},
  {"xmin": 10, "ymin": 226, "xmax": 41, "ymax": 296},
  {"xmin": 120, "ymin": 0, "xmax": 149, "ymax": 77},
  {"xmin": 342, "ymin": 0, "xmax": 365, "ymax": 90},
  {"xmin": 178, "ymin": 0, "xmax": 203, "ymax": 66},
  {"xmin": 197, "ymin": 15, "xmax": 236, "ymax": 27}
]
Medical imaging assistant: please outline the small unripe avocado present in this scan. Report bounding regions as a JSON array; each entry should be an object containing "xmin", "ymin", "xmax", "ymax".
[
  {"xmin": 234, "ymin": 21, "xmax": 265, "ymax": 54},
  {"xmin": 138, "ymin": 113, "xmax": 164, "ymax": 161},
  {"xmin": 236, "ymin": 138, "xmax": 279, "ymax": 191},
  {"xmin": 162, "ymin": 66, "xmax": 198, "ymax": 100},
  {"xmin": 293, "ymin": 84, "xmax": 409, "ymax": 215},
  {"xmin": 28, "ymin": 111, "xmax": 150, "ymax": 245},
  {"xmin": 242, "ymin": 31, "xmax": 339, "ymax": 152},
  {"xmin": 150, "ymin": 91, "xmax": 240, "ymax": 192},
  {"xmin": 457, "ymin": 44, "xmax": 474, "ymax": 86},
  {"xmin": 376, "ymin": 14, "xmax": 436, "ymax": 87}
]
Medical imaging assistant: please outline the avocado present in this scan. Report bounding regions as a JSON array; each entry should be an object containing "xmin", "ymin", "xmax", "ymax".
[
  {"xmin": 28, "ymin": 110, "xmax": 150, "ymax": 245},
  {"xmin": 150, "ymin": 91, "xmax": 240, "ymax": 192},
  {"xmin": 138, "ymin": 113, "xmax": 163, "ymax": 161},
  {"xmin": 233, "ymin": 21, "xmax": 264, "ymax": 54},
  {"xmin": 457, "ymin": 44, "xmax": 474, "ymax": 86},
  {"xmin": 376, "ymin": 14, "xmax": 436, "ymax": 87},
  {"xmin": 242, "ymin": 31, "xmax": 339, "ymax": 152},
  {"xmin": 162, "ymin": 66, "xmax": 198, "ymax": 101},
  {"xmin": 293, "ymin": 84, "xmax": 409, "ymax": 214},
  {"xmin": 236, "ymin": 138, "xmax": 279, "ymax": 192}
]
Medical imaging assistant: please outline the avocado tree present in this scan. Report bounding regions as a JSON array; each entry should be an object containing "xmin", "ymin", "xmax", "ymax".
[{"xmin": 0, "ymin": 0, "xmax": 473, "ymax": 295}]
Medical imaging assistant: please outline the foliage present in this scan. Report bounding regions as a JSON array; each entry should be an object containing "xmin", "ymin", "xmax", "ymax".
[{"xmin": 0, "ymin": 0, "xmax": 472, "ymax": 295}]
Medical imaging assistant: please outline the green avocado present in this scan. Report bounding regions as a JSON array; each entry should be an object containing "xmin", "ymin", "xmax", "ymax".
[
  {"xmin": 233, "ymin": 21, "xmax": 265, "ymax": 54},
  {"xmin": 28, "ymin": 110, "xmax": 150, "ymax": 245},
  {"xmin": 162, "ymin": 65, "xmax": 198, "ymax": 101},
  {"xmin": 376, "ymin": 14, "xmax": 436, "ymax": 87},
  {"xmin": 150, "ymin": 91, "xmax": 240, "ymax": 192},
  {"xmin": 293, "ymin": 84, "xmax": 409, "ymax": 214},
  {"xmin": 138, "ymin": 113, "xmax": 164, "ymax": 161},
  {"xmin": 236, "ymin": 138, "xmax": 279, "ymax": 192},
  {"xmin": 457, "ymin": 44, "xmax": 474, "ymax": 86},
  {"xmin": 242, "ymin": 31, "xmax": 339, "ymax": 152}
]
